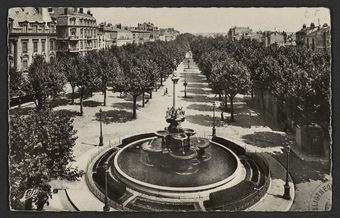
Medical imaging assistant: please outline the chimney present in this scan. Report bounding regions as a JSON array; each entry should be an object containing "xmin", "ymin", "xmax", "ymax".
[
  {"xmin": 35, "ymin": 7, "xmax": 43, "ymax": 14},
  {"xmin": 79, "ymin": 8, "xmax": 83, "ymax": 13},
  {"xmin": 310, "ymin": 22, "xmax": 315, "ymax": 29},
  {"xmin": 64, "ymin": 8, "xmax": 68, "ymax": 15},
  {"xmin": 87, "ymin": 10, "xmax": 91, "ymax": 15}
]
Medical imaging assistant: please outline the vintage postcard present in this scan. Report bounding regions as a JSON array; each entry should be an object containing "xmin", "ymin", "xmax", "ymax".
[{"xmin": 7, "ymin": 7, "xmax": 332, "ymax": 212}]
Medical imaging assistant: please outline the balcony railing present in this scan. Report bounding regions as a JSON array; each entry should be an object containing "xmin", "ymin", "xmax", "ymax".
[{"xmin": 69, "ymin": 35, "xmax": 79, "ymax": 40}]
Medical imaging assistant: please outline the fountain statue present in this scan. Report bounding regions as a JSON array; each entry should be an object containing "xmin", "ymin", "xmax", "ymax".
[{"xmin": 141, "ymin": 72, "xmax": 211, "ymax": 175}]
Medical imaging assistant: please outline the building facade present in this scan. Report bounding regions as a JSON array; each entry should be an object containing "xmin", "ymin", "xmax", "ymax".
[
  {"xmin": 49, "ymin": 7, "xmax": 98, "ymax": 56},
  {"xmin": 114, "ymin": 25, "xmax": 133, "ymax": 46},
  {"xmin": 98, "ymin": 22, "xmax": 116, "ymax": 49},
  {"xmin": 227, "ymin": 27, "xmax": 252, "ymax": 41},
  {"xmin": 296, "ymin": 23, "xmax": 331, "ymax": 52},
  {"xmin": 8, "ymin": 7, "xmax": 57, "ymax": 72},
  {"xmin": 262, "ymin": 31, "xmax": 287, "ymax": 47},
  {"xmin": 159, "ymin": 28, "xmax": 179, "ymax": 41}
]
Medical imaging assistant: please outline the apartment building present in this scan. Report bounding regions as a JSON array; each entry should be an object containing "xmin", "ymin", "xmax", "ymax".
[
  {"xmin": 227, "ymin": 26, "xmax": 252, "ymax": 41},
  {"xmin": 296, "ymin": 23, "xmax": 331, "ymax": 52},
  {"xmin": 8, "ymin": 7, "xmax": 57, "ymax": 72},
  {"xmin": 159, "ymin": 28, "xmax": 179, "ymax": 41},
  {"xmin": 49, "ymin": 7, "xmax": 98, "ymax": 56}
]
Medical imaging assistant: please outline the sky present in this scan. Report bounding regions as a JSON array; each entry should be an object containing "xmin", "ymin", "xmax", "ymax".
[{"xmin": 90, "ymin": 7, "xmax": 331, "ymax": 33}]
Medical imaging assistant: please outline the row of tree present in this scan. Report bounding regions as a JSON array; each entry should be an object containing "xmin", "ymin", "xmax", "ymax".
[
  {"xmin": 190, "ymin": 36, "xmax": 330, "ymax": 134},
  {"xmin": 9, "ymin": 35, "xmax": 191, "ymax": 210},
  {"xmin": 10, "ymin": 34, "xmax": 191, "ymax": 118}
]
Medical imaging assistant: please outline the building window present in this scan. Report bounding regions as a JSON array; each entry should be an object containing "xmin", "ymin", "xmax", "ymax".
[
  {"xmin": 80, "ymin": 41, "xmax": 83, "ymax": 49},
  {"xmin": 41, "ymin": 39, "xmax": 46, "ymax": 53},
  {"xmin": 22, "ymin": 59, "xmax": 28, "ymax": 69},
  {"xmin": 306, "ymin": 38, "xmax": 309, "ymax": 49},
  {"xmin": 80, "ymin": 28, "xmax": 83, "ymax": 37},
  {"xmin": 22, "ymin": 40, "xmax": 28, "ymax": 53},
  {"xmin": 312, "ymin": 38, "xmax": 315, "ymax": 50},
  {"xmin": 70, "ymin": 17, "xmax": 76, "ymax": 25},
  {"xmin": 50, "ymin": 56, "xmax": 55, "ymax": 63},
  {"xmin": 70, "ymin": 28, "xmax": 76, "ymax": 36},
  {"xmin": 50, "ymin": 39, "xmax": 54, "ymax": 51},
  {"xmin": 33, "ymin": 40, "xmax": 38, "ymax": 53}
]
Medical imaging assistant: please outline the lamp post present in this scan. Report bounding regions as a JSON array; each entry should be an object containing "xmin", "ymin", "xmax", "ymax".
[
  {"xmin": 183, "ymin": 74, "xmax": 188, "ymax": 98},
  {"xmin": 212, "ymin": 102, "xmax": 216, "ymax": 137},
  {"xmin": 103, "ymin": 161, "xmax": 110, "ymax": 211},
  {"xmin": 99, "ymin": 108, "xmax": 104, "ymax": 146},
  {"xmin": 283, "ymin": 144, "xmax": 291, "ymax": 200},
  {"xmin": 171, "ymin": 73, "xmax": 179, "ymax": 108}
]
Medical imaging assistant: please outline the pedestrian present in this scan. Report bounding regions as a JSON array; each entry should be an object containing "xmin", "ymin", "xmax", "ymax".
[
  {"xmin": 221, "ymin": 111, "xmax": 224, "ymax": 121},
  {"xmin": 165, "ymin": 88, "xmax": 168, "ymax": 95}
]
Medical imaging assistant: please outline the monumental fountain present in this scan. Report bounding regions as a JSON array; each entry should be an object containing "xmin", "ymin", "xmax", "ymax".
[{"xmin": 86, "ymin": 72, "xmax": 272, "ymax": 211}]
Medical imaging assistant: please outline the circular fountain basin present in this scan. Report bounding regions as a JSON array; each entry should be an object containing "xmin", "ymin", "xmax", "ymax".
[
  {"xmin": 183, "ymin": 128, "xmax": 196, "ymax": 137},
  {"xmin": 112, "ymin": 137, "xmax": 241, "ymax": 194},
  {"xmin": 155, "ymin": 130, "xmax": 167, "ymax": 138}
]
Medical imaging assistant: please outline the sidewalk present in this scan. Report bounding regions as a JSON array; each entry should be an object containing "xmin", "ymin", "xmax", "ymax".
[{"xmin": 247, "ymin": 153, "xmax": 294, "ymax": 211}]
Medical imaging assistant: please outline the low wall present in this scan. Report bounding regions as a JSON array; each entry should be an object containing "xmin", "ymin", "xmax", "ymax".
[
  {"xmin": 212, "ymin": 136, "xmax": 246, "ymax": 156},
  {"xmin": 120, "ymin": 132, "xmax": 156, "ymax": 147}
]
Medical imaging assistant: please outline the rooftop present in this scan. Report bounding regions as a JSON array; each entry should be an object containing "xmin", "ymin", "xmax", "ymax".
[{"xmin": 8, "ymin": 7, "xmax": 52, "ymax": 28}]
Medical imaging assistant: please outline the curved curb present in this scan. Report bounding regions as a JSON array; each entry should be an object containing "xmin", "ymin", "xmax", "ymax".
[
  {"xmin": 113, "ymin": 137, "xmax": 241, "ymax": 193},
  {"xmin": 246, "ymin": 153, "xmax": 295, "ymax": 211}
]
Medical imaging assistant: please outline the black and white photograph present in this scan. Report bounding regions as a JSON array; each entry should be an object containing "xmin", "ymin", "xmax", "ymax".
[{"xmin": 7, "ymin": 6, "xmax": 332, "ymax": 212}]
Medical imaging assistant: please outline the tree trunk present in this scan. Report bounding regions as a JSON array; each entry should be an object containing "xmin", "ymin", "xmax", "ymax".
[
  {"xmin": 251, "ymin": 89, "xmax": 254, "ymax": 100},
  {"xmin": 80, "ymin": 87, "xmax": 84, "ymax": 116},
  {"xmin": 71, "ymin": 86, "xmax": 75, "ymax": 104},
  {"xmin": 160, "ymin": 76, "xmax": 163, "ymax": 86},
  {"xmin": 224, "ymin": 93, "xmax": 228, "ymax": 111},
  {"xmin": 218, "ymin": 93, "xmax": 222, "ymax": 101},
  {"xmin": 36, "ymin": 95, "xmax": 43, "ymax": 110},
  {"xmin": 142, "ymin": 92, "xmax": 145, "ymax": 107},
  {"xmin": 230, "ymin": 96, "xmax": 234, "ymax": 122},
  {"xmin": 103, "ymin": 82, "xmax": 107, "ymax": 106},
  {"xmin": 149, "ymin": 90, "xmax": 153, "ymax": 99},
  {"xmin": 261, "ymin": 90, "xmax": 266, "ymax": 114},
  {"xmin": 132, "ymin": 95, "xmax": 137, "ymax": 119}
]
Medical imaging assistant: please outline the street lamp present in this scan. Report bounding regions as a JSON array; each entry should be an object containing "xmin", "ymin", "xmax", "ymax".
[
  {"xmin": 212, "ymin": 102, "xmax": 216, "ymax": 137},
  {"xmin": 99, "ymin": 108, "xmax": 104, "ymax": 146},
  {"xmin": 171, "ymin": 73, "xmax": 179, "ymax": 108},
  {"xmin": 103, "ymin": 161, "xmax": 110, "ymax": 211},
  {"xmin": 183, "ymin": 74, "xmax": 188, "ymax": 98},
  {"xmin": 283, "ymin": 144, "xmax": 291, "ymax": 200}
]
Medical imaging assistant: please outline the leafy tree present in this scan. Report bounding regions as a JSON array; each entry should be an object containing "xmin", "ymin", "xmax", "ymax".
[
  {"xmin": 87, "ymin": 50, "xmax": 121, "ymax": 106},
  {"xmin": 212, "ymin": 57, "xmax": 251, "ymax": 121},
  {"xmin": 26, "ymin": 56, "xmax": 65, "ymax": 110},
  {"xmin": 9, "ymin": 68, "xmax": 27, "ymax": 102},
  {"xmin": 9, "ymin": 109, "xmax": 82, "ymax": 210},
  {"xmin": 59, "ymin": 56, "xmax": 79, "ymax": 104},
  {"xmin": 74, "ymin": 55, "xmax": 97, "ymax": 115},
  {"xmin": 253, "ymin": 55, "xmax": 281, "ymax": 112}
]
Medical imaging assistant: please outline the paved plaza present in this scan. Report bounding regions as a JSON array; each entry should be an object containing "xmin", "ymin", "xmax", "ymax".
[{"xmin": 11, "ymin": 58, "xmax": 331, "ymax": 211}]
